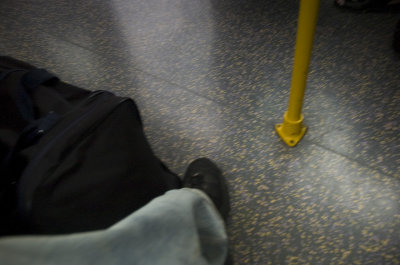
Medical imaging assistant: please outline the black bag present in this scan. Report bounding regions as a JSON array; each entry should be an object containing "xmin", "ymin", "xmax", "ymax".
[{"xmin": 0, "ymin": 56, "xmax": 181, "ymax": 235}]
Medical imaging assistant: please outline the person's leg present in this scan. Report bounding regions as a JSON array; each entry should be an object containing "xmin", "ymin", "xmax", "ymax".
[{"xmin": 0, "ymin": 188, "xmax": 228, "ymax": 265}]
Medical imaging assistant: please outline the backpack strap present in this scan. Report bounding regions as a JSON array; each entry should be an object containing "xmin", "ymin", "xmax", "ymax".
[
  {"xmin": 0, "ymin": 68, "xmax": 60, "ymax": 122},
  {"xmin": 1, "ymin": 68, "xmax": 60, "ymax": 175},
  {"xmin": 0, "ymin": 69, "xmax": 25, "ymax": 80},
  {"xmin": 17, "ymin": 69, "xmax": 59, "ymax": 122},
  {"xmin": 0, "ymin": 67, "xmax": 61, "ymax": 234}
]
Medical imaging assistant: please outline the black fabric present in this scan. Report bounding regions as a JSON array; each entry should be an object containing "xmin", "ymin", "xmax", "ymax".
[{"xmin": 0, "ymin": 56, "xmax": 181, "ymax": 236}]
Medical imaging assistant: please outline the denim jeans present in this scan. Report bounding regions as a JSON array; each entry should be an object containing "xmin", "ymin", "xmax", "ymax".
[{"xmin": 0, "ymin": 188, "xmax": 228, "ymax": 265}]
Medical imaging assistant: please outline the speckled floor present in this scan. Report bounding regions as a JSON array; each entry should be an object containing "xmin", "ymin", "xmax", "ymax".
[{"xmin": 1, "ymin": 0, "xmax": 400, "ymax": 264}]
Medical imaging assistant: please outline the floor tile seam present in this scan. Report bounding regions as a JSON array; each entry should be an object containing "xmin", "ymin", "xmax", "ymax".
[
  {"xmin": 304, "ymin": 138, "xmax": 399, "ymax": 180},
  {"xmin": 2, "ymin": 12, "xmax": 228, "ymax": 107}
]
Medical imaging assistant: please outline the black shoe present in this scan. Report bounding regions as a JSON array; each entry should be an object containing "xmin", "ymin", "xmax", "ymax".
[{"xmin": 183, "ymin": 158, "xmax": 230, "ymax": 220}]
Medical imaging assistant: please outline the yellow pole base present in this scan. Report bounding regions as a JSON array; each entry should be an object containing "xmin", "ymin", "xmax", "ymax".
[{"xmin": 275, "ymin": 112, "xmax": 307, "ymax": 147}]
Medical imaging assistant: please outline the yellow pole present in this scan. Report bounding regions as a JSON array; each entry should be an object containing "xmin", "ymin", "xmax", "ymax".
[{"xmin": 275, "ymin": 0, "xmax": 320, "ymax": 147}]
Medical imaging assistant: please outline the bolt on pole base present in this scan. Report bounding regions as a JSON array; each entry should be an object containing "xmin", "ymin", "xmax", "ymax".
[{"xmin": 275, "ymin": 112, "xmax": 307, "ymax": 147}]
